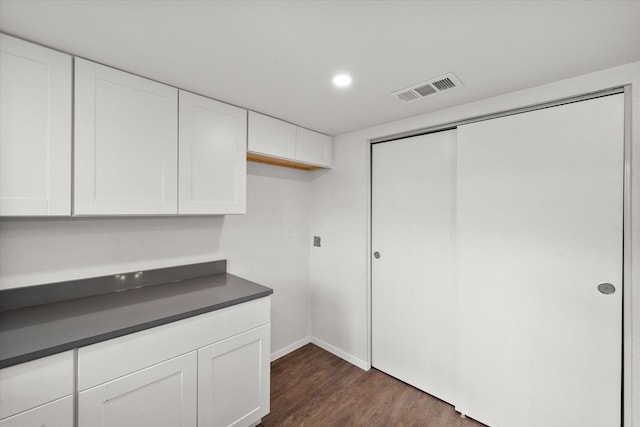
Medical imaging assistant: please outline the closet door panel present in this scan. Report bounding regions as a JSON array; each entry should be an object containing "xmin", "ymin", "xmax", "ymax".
[
  {"xmin": 371, "ymin": 130, "xmax": 456, "ymax": 404},
  {"xmin": 455, "ymin": 94, "xmax": 624, "ymax": 427}
]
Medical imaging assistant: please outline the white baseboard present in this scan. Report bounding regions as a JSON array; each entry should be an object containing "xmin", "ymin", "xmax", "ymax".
[
  {"xmin": 310, "ymin": 336, "xmax": 370, "ymax": 371},
  {"xmin": 270, "ymin": 336, "xmax": 311, "ymax": 361},
  {"xmin": 270, "ymin": 335, "xmax": 370, "ymax": 371}
]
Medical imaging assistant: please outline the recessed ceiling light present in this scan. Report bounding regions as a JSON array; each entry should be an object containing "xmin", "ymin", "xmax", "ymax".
[{"xmin": 332, "ymin": 74, "xmax": 352, "ymax": 87}]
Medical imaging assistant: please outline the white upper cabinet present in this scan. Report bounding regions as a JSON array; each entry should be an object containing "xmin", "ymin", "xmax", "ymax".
[
  {"xmin": 247, "ymin": 111, "xmax": 331, "ymax": 169},
  {"xmin": 74, "ymin": 58, "xmax": 178, "ymax": 215},
  {"xmin": 248, "ymin": 111, "xmax": 296, "ymax": 160},
  {"xmin": 179, "ymin": 91, "xmax": 247, "ymax": 215},
  {"xmin": 295, "ymin": 126, "xmax": 332, "ymax": 168},
  {"xmin": 0, "ymin": 34, "xmax": 72, "ymax": 216}
]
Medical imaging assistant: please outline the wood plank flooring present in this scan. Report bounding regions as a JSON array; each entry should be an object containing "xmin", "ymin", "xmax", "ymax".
[{"xmin": 260, "ymin": 343, "xmax": 486, "ymax": 427}]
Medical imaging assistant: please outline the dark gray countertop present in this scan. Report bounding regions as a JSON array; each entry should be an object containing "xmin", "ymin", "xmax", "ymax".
[{"xmin": 0, "ymin": 267, "xmax": 273, "ymax": 369}]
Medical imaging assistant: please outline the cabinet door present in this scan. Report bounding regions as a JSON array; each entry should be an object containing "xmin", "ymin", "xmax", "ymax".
[
  {"xmin": 198, "ymin": 325, "xmax": 270, "ymax": 427},
  {"xmin": 179, "ymin": 91, "xmax": 247, "ymax": 214},
  {"xmin": 0, "ymin": 396, "xmax": 72, "ymax": 427},
  {"xmin": 79, "ymin": 352, "xmax": 197, "ymax": 427},
  {"xmin": 295, "ymin": 127, "xmax": 332, "ymax": 168},
  {"xmin": 74, "ymin": 58, "xmax": 178, "ymax": 215},
  {"xmin": 247, "ymin": 111, "xmax": 296, "ymax": 160},
  {"xmin": 0, "ymin": 34, "xmax": 71, "ymax": 216}
]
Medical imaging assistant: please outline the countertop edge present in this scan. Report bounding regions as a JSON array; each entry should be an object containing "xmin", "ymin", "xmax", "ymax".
[{"xmin": 0, "ymin": 287, "xmax": 273, "ymax": 369}]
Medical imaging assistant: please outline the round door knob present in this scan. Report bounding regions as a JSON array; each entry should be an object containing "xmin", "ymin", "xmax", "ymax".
[
  {"xmin": 373, "ymin": 252, "xmax": 381, "ymax": 259},
  {"xmin": 597, "ymin": 282, "xmax": 616, "ymax": 295}
]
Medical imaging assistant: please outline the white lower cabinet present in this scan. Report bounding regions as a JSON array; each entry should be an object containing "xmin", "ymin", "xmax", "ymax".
[
  {"xmin": 79, "ymin": 352, "xmax": 197, "ymax": 427},
  {"xmin": 2, "ymin": 300, "xmax": 270, "ymax": 427},
  {"xmin": 0, "ymin": 351, "xmax": 74, "ymax": 426},
  {"xmin": 0, "ymin": 396, "xmax": 72, "ymax": 427},
  {"xmin": 77, "ymin": 297, "xmax": 271, "ymax": 427},
  {"xmin": 198, "ymin": 325, "xmax": 270, "ymax": 427}
]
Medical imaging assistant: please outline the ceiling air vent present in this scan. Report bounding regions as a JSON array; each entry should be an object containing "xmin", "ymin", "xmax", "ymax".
[{"xmin": 391, "ymin": 73, "xmax": 463, "ymax": 103}]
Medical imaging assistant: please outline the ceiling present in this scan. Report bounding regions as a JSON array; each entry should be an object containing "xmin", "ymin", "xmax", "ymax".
[{"xmin": 1, "ymin": 0, "xmax": 639, "ymax": 136}]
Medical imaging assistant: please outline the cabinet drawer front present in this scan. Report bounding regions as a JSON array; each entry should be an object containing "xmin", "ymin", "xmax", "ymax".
[
  {"xmin": 78, "ymin": 297, "xmax": 270, "ymax": 391},
  {"xmin": 0, "ymin": 396, "xmax": 72, "ymax": 427},
  {"xmin": 0, "ymin": 351, "xmax": 74, "ymax": 419}
]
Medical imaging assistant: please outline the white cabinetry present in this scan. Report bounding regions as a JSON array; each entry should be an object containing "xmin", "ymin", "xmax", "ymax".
[
  {"xmin": 74, "ymin": 58, "xmax": 178, "ymax": 215},
  {"xmin": 77, "ymin": 297, "xmax": 271, "ymax": 427},
  {"xmin": 198, "ymin": 325, "xmax": 270, "ymax": 427},
  {"xmin": 0, "ymin": 34, "xmax": 72, "ymax": 216},
  {"xmin": 179, "ymin": 91, "xmax": 247, "ymax": 214},
  {"xmin": 295, "ymin": 126, "xmax": 332, "ymax": 167},
  {"xmin": 79, "ymin": 352, "xmax": 197, "ymax": 427},
  {"xmin": 248, "ymin": 111, "xmax": 331, "ymax": 169},
  {"xmin": 247, "ymin": 111, "xmax": 296, "ymax": 160},
  {"xmin": 0, "ymin": 351, "xmax": 74, "ymax": 426},
  {"xmin": 0, "ymin": 397, "xmax": 72, "ymax": 427}
]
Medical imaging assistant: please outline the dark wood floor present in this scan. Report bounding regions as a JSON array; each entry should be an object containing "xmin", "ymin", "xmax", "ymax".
[{"xmin": 260, "ymin": 344, "xmax": 486, "ymax": 427}]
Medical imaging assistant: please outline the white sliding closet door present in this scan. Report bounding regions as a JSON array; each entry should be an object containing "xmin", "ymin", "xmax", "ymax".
[
  {"xmin": 372, "ymin": 130, "xmax": 456, "ymax": 404},
  {"xmin": 455, "ymin": 94, "xmax": 624, "ymax": 427}
]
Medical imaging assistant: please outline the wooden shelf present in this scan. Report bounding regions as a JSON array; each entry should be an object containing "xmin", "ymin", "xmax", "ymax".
[{"xmin": 247, "ymin": 152, "xmax": 323, "ymax": 171}]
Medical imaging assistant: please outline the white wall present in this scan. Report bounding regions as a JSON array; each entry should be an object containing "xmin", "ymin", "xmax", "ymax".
[
  {"xmin": 221, "ymin": 162, "xmax": 313, "ymax": 357},
  {"xmin": 310, "ymin": 61, "xmax": 640, "ymax": 426},
  {"xmin": 0, "ymin": 161, "xmax": 312, "ymax": 358},
  {"xmin": 309, "ymin": 141, "xmax": 369, "ymax": 369}
]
